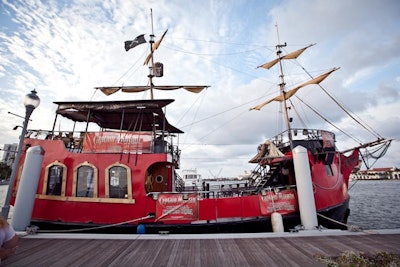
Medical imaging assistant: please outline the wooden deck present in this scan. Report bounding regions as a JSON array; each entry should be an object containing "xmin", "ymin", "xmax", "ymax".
[{"xmin": 3, "ymin": 230, "xmax": 400, "ymax": 267}]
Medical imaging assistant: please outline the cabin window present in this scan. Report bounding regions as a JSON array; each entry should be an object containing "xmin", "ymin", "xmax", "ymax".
[
  {"xmin": 109, "ymin": 166, "xmax": 128, "ymax": 198},
  {"xmin": 77, "ymin": 166, "xmax": 94, "ymax": 197},
  {"xmin": 105, "ymin": 163, "xmax": 132, "ymax": 199},
  {"xmin": 46, "ymin": 165, "xmax": 63, "ymax": 196},
  {"xmin": 73, "ymin": 161, "xmax": 98, "ymax": 198}
]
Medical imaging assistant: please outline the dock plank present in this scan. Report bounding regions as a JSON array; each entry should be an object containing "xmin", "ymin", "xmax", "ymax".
[{"xmin": 3, "ymin": 232, "xmax": 400, "ymax": 267}]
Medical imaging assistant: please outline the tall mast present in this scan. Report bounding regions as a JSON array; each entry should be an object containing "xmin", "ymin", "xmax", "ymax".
[
  {"xmin": 275, "ymin": 24, "xmax": 293, "ymax": 144},
  {"xmin": 148, "ymin": 9, "xmax": 155, "ymax": 100}
]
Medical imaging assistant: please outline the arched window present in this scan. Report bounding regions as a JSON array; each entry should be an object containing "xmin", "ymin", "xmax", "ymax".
[
  {"xmin": 105, "ymin": 163, "xmax": 132, "ymax": 199},
  {"xmin": 44, "ymin": 161, "xmax": 66, "ymax": 196},
  {"xmin": 74, "ymin": 162, "xmax": 98, "ymax": 198}
]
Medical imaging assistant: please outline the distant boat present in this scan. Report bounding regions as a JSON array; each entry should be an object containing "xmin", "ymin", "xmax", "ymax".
[
  {"xmin": 9, "ymin": 19, "xmax": 391, "ymax": 234},
  {"xmin": 181, "ymin": 169, "xmax": 203, "ymax": 190}
]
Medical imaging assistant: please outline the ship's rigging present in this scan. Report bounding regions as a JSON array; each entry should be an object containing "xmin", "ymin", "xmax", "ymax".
[
  {"xmin": 249, "ymin": 25, "xmax": 391, "ymax": 169},
  {"xmin": 95, "ymin": 17, "xmax": 391, "ymax": 171}
]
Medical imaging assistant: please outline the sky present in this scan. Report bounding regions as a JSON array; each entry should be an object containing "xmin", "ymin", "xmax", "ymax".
[{"xmin": 0, "ymin": 0, "xmax": 399, "ymax": 178}]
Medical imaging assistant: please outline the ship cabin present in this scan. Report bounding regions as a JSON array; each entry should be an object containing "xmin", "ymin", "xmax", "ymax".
[{"xmin": 12, "ymin": 99, "xmax": 186, "ymax": 208}]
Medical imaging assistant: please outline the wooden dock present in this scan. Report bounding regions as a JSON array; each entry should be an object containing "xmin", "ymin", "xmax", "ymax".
[{"xmin": 3, "ymin": 230, "xmax": 400, "ymax": 267}]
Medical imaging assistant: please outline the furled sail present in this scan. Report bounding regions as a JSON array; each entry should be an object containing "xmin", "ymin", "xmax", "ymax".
[
  {"xmin": 250, "ymin": 67, "xmax": 339, "ymax": 111},
  {"xmin": 257, "ymin": 44, "xmax": 315, "ymax": 69},
  {"xmin": 97, "ymin": 85, "xmax": 209, "ymax": 96},
  {"xmin": 144, "ymin": 29, "xmax": 168, "ymax": 65},
  {"xmin": 249, "ymin": 140, "xmax": 285, "ymax": 163}
]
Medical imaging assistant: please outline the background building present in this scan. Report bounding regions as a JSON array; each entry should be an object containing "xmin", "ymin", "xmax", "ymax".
[
  {"xmin": 350, "ymin": 167, "xmax": 400, "ymax": 180},
  {"xmin": 1, "ymin": 143, "xmax": 17, "ymax": 166}
]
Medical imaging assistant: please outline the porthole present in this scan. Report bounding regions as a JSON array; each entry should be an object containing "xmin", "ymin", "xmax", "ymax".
[{"xmin": 155, "ymin": 175, "xmax": 164, "ymax": 183}]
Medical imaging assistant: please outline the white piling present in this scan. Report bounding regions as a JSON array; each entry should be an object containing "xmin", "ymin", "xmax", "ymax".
[
  {"xmin": 11, "ymin": 146, "xmax": 44, "ymax": 231},
  {"xmin": 292, "ymin": 145, "xmax": 318, "ymax": 230},
  {"xmin": 271, "ymin": 212, "xmax": 284, "ymax": 232}
]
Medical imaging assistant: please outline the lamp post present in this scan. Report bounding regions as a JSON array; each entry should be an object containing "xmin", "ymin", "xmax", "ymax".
[{"xmin": 1, "ymin": 89, "xmax": 40, "ymax": 220}]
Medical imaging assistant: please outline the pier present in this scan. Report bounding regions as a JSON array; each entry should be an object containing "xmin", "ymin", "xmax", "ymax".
[{"xmin": 3, "ymin": 229, "xmax": 399, "ymax": 266}]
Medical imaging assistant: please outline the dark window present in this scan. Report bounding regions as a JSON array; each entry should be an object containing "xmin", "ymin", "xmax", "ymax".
[
  {"xmin": 47, "ymin": 165, "xmax": 63, "ymax": 195},
  {"xmin": 109, "ymin": 166, "xmax": 128, "ymax": 198},
  {"xmin": 77, "ymin": 166, "xmax": 94, "ymax": 197}
]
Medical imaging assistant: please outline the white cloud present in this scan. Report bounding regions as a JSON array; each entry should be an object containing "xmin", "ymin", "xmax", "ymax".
[{"xmin": 0, "ymin": 0, "xmax": 399, "ymax": 176}]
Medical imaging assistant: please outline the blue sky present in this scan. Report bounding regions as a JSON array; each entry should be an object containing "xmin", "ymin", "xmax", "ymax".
[{"xmin": 0, "ymin": 0, "xmax": 399, "ymax": 177}]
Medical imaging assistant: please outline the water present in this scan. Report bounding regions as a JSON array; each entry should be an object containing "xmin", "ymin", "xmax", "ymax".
[
  {"xmin": 1, "ymin": 180, "xmax": 399, "ymax": 230},
  {"xmin": 348, "ymin": 180, "xmax": 400, "ymax": 230}
]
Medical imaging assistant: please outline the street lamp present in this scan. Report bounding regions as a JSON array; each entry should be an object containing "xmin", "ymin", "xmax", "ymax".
[{"xmin": 1, "ymin": 89, "xmax": 40, "ymax": 220}]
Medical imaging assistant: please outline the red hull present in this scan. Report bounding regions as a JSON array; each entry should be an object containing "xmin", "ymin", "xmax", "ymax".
[{"xmin": 10, "ymin": 135, "xmax": 358, "ymax": 233}]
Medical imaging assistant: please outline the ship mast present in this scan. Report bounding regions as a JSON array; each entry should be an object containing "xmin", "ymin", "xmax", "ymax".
[
  {"xmin": 148, "ymin": 8, "xmax": 156, "ymax": 100},
  {"xmin": 275, "ymin": 25, "xmax": 293, "ymax": 144},
  {"xmin": 97, "ymin": 10, "xmax": 209, "ymax": 98}
]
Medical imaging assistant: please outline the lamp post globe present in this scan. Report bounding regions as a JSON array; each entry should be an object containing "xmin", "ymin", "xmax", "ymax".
[
  {"xmin": 1, "ymin": 89, "xmax": 40, "ymax": 220},
  {"xmin": 23, "ymin": 89, "xmax": 40, "ymax": 116}
]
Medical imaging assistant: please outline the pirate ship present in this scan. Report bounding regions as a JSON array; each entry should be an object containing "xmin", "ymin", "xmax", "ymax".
[{"xmin": 8, "ymin": 21, "xmax": 391, "ymax": 234}]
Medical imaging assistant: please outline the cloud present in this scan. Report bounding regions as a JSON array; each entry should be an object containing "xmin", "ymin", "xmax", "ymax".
[{"xmin": 1, "ymin": 0, "xmax": 399, "ymax": 177}]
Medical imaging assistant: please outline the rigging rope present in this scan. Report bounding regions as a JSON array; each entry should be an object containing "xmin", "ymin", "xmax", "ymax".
[
  {"xmin": 294, "ymin": 95, "xmax": 363, "ymax": 144},
  {"xmin": 164, "ymin": 44, "xmax": 267, "ymax": 56},
  {"xmin": 164, "ymin": 45, "xmax": 277, "ymax": 86},
  {"xmin": 179, "ymin": 90, "xmax": 275, "ymax": 129},
  {"xmin": 176, "ymin": 90, "xmax": 206, "ymax": 125},
  {"xmin": 288, "ymin": 99, "xmax": 308, "ymax": 129},
  {"xmin": 180, "ymin": 89, "xmax": 207, "ymax": 147},
  {"xmin": 360, "ymin": 140, "xmax": 392, "ymax": 169},
  {"xmin": 295, "ymin": 62, "xmax": 383, "ymax": 139},
  {"xmin": 196, "ymin": 109, "xmax": 248, "ymax": 144},
  {"xmin": 113, "ymin": 49, "xmax": 148, "ymax": 86},
  {"xmin": 34, "ymin": 215, "xmax": 154, "ymax": 234},
  {"xmin": 317, "ymin": 213, "xmax": 362, "ymax": 232}
]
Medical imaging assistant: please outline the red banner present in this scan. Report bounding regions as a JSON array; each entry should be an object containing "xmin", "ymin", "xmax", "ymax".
[
  {"xmin": 82, "ymin": 132, "xmax": 152, "ymax": 153},
  {"xmin": 259, "ymin": 189, "xmax": 298, "ymax": 215},
  {"xmin": 156, "ymin": 193, "xmax": 198, "ymax": 221}
]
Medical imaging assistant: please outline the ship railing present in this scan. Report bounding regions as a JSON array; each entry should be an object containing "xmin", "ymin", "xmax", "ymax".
[
  {"xmin": 24, "ymin": 129, "xmax": 183, "ymax": 158},
  {"xmin": 238, "ymin": 184, "xmax": 297, "ymax": 197},
  {"xmin": 147, "ymin": 191, "xmax": 216, "ymax": 200},
  {"xmin": 171, "ymin": 145, "xmax": 181, "ymax": 168},
  {"xmin": 174, "ymin": 172, "xmax": 185, "ymax": 192},
  {"xmin": 50, "ymin": 131, "xmax": 86, "ymax": 152},
  {"xmin": 22, "ymin": 129, "xmax": 85, "ymax": 152},
  {"xmin": 271, "ymin": 128, "xmax": 335, "ymax": 148},
  {"xmin": 149, "ymin": 184, "xmax": 296, "ymax": 201}
]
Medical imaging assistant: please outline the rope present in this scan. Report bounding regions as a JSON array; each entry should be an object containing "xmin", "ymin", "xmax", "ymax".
[
  {"xmin": 154, "ymin": 199, "xmax": 190, "ymax": 222},
  {"xmin": 34, "ymin": 215, "xmax": 154, "ymax": 234},
  {"xmin": 360, "ymin": 140, "xmax": 391, "ymax": 169},
  {"xmin": 294, "ymin": 95, "xmax": 362, "ymax": 144},
  {"xmin": 180, "ymin": 89, "xmax": 207, "ymax": 148},
  {"xmin": 317, "ymin": 213, "xmax": 361, "ymax": 232},
  {"xmin": 296, "ymin": 63, "xmax": 383, "ymax": 139},
  {"xmin": 289, "ymin": 99, "xmax": 308, "ymax": 129}
]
